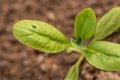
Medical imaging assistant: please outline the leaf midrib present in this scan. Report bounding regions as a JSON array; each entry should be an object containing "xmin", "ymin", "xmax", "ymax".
[
  {"xmin": 81, "ymin": 11, "xmax": 89, "ymax": 39},
  {"xmin": 16, "ymin": 27, "xmax": 69, "ymax": 44},
  {"xmin": 86, "ymin": 48, "xmax": 120, "ymax": 58}
]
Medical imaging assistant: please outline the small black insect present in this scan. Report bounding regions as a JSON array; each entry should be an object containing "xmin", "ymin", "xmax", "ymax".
[{"xmin": 32, "ymin": 25, "xmax": 37, "ymax": 28}]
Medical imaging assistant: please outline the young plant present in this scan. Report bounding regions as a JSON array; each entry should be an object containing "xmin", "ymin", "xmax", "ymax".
[{"xmin": 12, "ymin": 7, "xmax": 120, "ymax": 80}]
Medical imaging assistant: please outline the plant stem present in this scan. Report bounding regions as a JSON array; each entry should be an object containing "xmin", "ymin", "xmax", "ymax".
[
  {"xmin": 66, "ymin": 47, "xmax": 82, "ymax": 54},
  {"xmin": 76, "ymin": 54, "xmax": 84, "ymax": 66}
]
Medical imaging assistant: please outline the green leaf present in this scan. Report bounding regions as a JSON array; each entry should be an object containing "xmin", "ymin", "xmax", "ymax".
[
  {"xmin": 13, "ymin": 20, "xmax": 70, "ymax": 53},
  {"xmin": 64, "ymin": 55, "xmax": 84, "ymax": 80},
  {"xmin": 93, "ymin": 7, "xmax": 120, "ymax": 41},
  {"xmin": 85, "ymin": 41, "xmax": 120, "ymax": 70},
  {"xmin": 64, "ymin": 63, "xmax": 79, "ymax": 80},
  {"xmin": 70, "ymin": 38, "xmax": 86, "ymax": 51},
  {"xmin": 74, "ymin": 8, "xmax": 96, "ymax": 40}
]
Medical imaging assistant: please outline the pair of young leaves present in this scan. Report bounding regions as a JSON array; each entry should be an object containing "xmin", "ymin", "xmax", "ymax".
[{"xmin": 13, "ymin": 7, "xmax": 120, "ymax": 80}]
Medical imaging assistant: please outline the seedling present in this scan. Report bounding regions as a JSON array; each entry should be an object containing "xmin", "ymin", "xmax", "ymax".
[{"xmin": 12, "ymin": 7, "xmax": 120, "ymax": 80}]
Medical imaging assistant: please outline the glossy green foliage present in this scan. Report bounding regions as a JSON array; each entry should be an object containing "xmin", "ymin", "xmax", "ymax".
[
  {"xmin": 74, "ymin": 8, "xmax": 96, "ymax": 40},
  {"xmin": 85, "ymin": 41, "xmax": 120, "ymax": 70},
  {"xmin": 13, "ymin": 20, "xmax": 70, "ymax": 53},
  {"xmin": 93, "ymin": 7, "xmax": 120, "ymax": 41}
]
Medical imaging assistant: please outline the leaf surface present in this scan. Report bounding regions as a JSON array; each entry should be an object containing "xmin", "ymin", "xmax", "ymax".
[
  {"xmin": 74, "ymin": 8, "xmax": 96, "ymax": 40},
  {"xmin": 64, "ymin": 63, "xmax": 79, "ymax": 80},
  {"xmin": 93, "ymin": 7, "xmax": 120, "ymax": 41},
  {"xmin": 85, "ymin": 41, "xmax": 120, "ymax": 70},
  {"xmin": 70, "ymin": 38, "xmax": 86, "ymax": 51},
  {"xmin": 13, "ymin": 20, "xmax": 70, "ymax": 53},
  {"xmin": 65, "ymin": 55, "xmax": 84, "ymax": 80}
]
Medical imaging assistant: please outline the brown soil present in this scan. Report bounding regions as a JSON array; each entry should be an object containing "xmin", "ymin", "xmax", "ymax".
[{"xmin": 0, "ymin": 0, "xmax": 120, "ymax": 80}]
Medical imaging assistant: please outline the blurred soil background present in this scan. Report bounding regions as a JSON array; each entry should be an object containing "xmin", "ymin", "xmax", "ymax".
[{"xmin": 0, "ymin": 0, "xmax": 120, "ymax": 80}]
